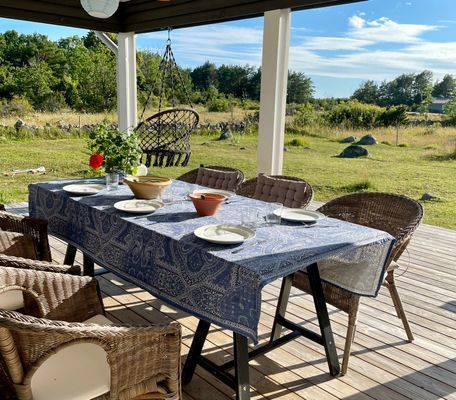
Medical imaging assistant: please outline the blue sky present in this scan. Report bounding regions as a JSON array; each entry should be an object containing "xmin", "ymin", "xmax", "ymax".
[{"xmin": 0, "ymin": 0, "xmax": 455, "ymax": 97}]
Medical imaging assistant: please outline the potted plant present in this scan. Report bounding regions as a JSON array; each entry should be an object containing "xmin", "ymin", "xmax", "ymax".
[{"xmin": 87, "ymin": 121, "xmax": 142, "ymax": 190}]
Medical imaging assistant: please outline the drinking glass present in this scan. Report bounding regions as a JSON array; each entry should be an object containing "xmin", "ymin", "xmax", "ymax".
[
  {"xmin": 161, "ymin": 185, "xmax": 176, "ymax": 204},
  {"xmin": 241, "ymin": 207, "xmax": 259, "ymax": 229},
  {"xmin": 106, "ymin": 172, "xmax": 119, "ymax": 191},
  {"xmin": 265, "ymin": 202, "xmax": 283, "ymax": 225}
]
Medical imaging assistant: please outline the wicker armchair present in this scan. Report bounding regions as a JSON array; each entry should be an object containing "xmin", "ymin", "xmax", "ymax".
[
  {"xmin": 0, "ymin": 267, "xmax": 182, "ymax": 400},
  {"xmin": 236, "ymin": 175, "xmax": 314, "ymax": 208},
  {"xmin": 176, "ymin": 165, "xmax": 244, "ymax": 192},
  {"xmin": 0, "ymin": 206, "xmax": 52, "ymax": 262},
  {"xmin": 288, "ymin": 192, "xmax": 423, "ymax": 375}
]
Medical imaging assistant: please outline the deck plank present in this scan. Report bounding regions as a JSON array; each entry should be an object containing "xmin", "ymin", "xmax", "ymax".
[{"xmin": 4, "ymin": 202, "xmax": 456, "ymax": 399}]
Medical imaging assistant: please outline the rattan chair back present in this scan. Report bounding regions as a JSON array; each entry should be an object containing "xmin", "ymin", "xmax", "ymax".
[
  {"xmin": 317, "ymin": 192, "xmax": 423, "ymax": 261},
  {"xmin": 0, "ymin": 267, "xmax": 181, "ymax": 400},
  {"xmin": 136, "ymin": 108, "xmax": 199, "ymax": 168},
  {"xmin": 176, "ymin": 165, "xmax": 245, "ymax": 191},
  {"xmin": 0, "ymin": 210, "xmax": 52, "ymax": 262},
  {"xmin": 236, "ymin": 175, "xmax": 314, "ymax": 209}
]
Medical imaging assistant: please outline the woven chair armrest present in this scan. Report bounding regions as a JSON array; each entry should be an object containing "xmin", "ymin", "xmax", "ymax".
[
  {"xmin": 0, "ymin": 211, "xmax": 52, "ymax": 261},
  {"xmin": 0, "ymin": 211, "xmax": 47, "ymax": 231},
  {"xmin": 0, "ymin": 267, "xmax": 104, "ymax": 321},
  {"xmin": 0, "ymin": 312, "xmax": 181, "ymax": 399},
  {"xmin": 0, "ymin": 255, "xmax": 81, "ymax": 275}
]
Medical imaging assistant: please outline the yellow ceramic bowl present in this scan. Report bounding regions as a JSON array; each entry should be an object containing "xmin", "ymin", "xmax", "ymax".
[{"xmin": 124, "ymin": 175, "xmax": 172, "ymax": 199}]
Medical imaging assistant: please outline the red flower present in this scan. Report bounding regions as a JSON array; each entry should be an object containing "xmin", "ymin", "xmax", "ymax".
[{"xmin": 89, "ymin": 154, "xmax": 104, "ymax": 170}]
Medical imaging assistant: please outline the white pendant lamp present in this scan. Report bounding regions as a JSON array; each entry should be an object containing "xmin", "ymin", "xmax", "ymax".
[{"xmin": 81, "ymin": 0, "xmax": 120, "ymax": 18}]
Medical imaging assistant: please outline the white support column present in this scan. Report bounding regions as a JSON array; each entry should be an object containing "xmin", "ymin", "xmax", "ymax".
[
  {"xmin": 117, "ymin": 32, "xmax": 137, "ymax": 133},
  {"xmin": 257, "ymin": 9, "xmax": 291, "ymax": 175}
]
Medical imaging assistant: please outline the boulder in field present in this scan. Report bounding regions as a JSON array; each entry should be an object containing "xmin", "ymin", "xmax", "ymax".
[
  {"xmin": 340, "ymin": 135, "xmax": 357, "ymax": 143},
  {"xmin": 219, "ymin": 130, "xmax": 233, "ymax": 140},
  {"xmin": 358, "ymin": 134, "xmax": 378, "ymax": 145},
  {"xmin": 421, "ymin": 193, "xmax": 443, "ymax": 201},
  {"xmin": 14, "ymin": 119, "xmax": 25, "ymax": 130},
  {"xmin": 339, "ymin": 145, "xmax": 369, "ymax": 158}
]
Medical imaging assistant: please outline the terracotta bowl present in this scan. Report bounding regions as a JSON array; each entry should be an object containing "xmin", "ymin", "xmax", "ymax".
[
  {"xmin": 189, "ymin": 193, "xmax": 226, "ymax": 216},
  {"xmin": 124, "ymin": 175, "xmax": 172, "ymax": 199}
]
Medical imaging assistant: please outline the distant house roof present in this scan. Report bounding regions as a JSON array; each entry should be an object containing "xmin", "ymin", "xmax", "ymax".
[{"xmin": 431, "ymin": 98, "xmax": 451, "ymax": 105}]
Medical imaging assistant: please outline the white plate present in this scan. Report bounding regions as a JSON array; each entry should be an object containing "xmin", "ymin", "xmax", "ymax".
[
  {"xmin": 275, "ymin": 209, "xmax": 326, "ymax": 223},
  {"xmin": 62, "ymin": 184, "xmax": 105, "ymax": 195},
  {"xmin": 114, "ymin": 199, "xmax": 164, "ymax": 214},
  {"xmin": 193, "ymin": 189, "xmax": 235, "ymax": 198},
  {"xmin": 194, "ymin": 224, "xmax": 255, "ymax": 244}
]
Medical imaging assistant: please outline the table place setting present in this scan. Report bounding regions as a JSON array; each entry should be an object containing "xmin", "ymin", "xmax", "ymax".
[{"xmin": 29, "ymin": 177, "xmax": 395, "ymax": 343}]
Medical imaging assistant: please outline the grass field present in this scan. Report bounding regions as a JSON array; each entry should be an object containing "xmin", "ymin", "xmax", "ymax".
[{"xmin": 0, "ymin": 132, "xmax": 455, "ymax": 229}]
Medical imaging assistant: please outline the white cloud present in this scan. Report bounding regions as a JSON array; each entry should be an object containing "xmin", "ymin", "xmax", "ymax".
[
  {"xmin": 139, "ymin": 14, "xmax": 455, "ymax": 94},
  {"xmin": 348, "ymin": 15, "xmax": 365, "ymax": 29},
  {"xmin": 348, "ymin": 15, "xmax": 438, "ymax": 43}
]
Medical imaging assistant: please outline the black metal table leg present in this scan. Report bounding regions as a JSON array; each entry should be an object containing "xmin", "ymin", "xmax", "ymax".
[
  {"xmin": 234, "ymin": 333, "xmax": 251, "ymax": 400},
  {"xmin": 307, "ymin": 263, "xmax": 340, "ymax": 376},
  {"xmin": 182, "ymin": 319, "xmax": 211, "ymax": 384},
  {"xmin": 63, "ymin": 244, "xmax": 77, "ymax": 266},
  {"xmin": 82, "ymin": 253, "xmax": 95, "ymax": 277},
  {"xmin": 270, "ymin": 275, "xmax": 293, "ymax": 341}
]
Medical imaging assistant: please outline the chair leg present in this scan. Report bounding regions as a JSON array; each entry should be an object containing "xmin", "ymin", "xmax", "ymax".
[
  {"xmin": 341, "ymin": 306, "xmax": 358, "ymax": 376},
  {"xmin": 384, "ymin": 271, "xmax": 414, "ymax": 342}
]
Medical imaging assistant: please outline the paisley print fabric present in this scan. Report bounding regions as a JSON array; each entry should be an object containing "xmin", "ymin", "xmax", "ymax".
[{"xmin": 29, "ymin": 179, "xmax": 394, "ymax": 342}]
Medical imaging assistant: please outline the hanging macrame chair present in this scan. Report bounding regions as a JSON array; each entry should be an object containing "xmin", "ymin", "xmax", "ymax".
[{"xmin": 135, "ymin": 33, "xmax": 199, "ymax": 168}]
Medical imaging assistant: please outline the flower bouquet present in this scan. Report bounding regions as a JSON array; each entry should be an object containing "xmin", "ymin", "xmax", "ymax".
[{"xmin": 87, "ymin": 122, "xmax": 142, "ymax": 189}]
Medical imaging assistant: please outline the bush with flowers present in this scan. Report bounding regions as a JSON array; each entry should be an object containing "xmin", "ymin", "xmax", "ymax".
[{"xmin": 87, "ymin": 121, "xmax": 141, "ymax": 174}]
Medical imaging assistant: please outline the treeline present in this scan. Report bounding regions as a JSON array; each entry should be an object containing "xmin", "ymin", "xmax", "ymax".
[
  {"xmin": 352, "ymin": 71, "xmax": 455, "ymax": 111},
  {"xmin": 0, "ymin": 30, "xmax": 314, "ymax": 114}
]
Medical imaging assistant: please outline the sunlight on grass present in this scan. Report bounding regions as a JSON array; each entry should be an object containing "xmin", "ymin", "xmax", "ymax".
[{"xmin": 1, "ymin": 132, "xmax": 455, "ymax": 229}]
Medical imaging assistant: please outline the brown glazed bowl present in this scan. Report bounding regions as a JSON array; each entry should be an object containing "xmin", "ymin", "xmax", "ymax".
[
  {"xmin": 124, "ymin": 175, "xmax": 172, "ymax": 199},
  {"xmin": 189, "ymin": 193, "xmax": 226, "ymax": 216}
]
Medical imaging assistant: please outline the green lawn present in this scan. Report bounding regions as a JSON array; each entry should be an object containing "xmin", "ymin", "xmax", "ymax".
[{"xmin": 0, "ymin": 134, "xmax": 455, "ymax": 229}]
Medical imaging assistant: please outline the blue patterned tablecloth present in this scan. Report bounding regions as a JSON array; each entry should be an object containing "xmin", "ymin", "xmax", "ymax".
[{"xmin": 29, "ymin": 179, "xmax": 394, "ymax": 342}]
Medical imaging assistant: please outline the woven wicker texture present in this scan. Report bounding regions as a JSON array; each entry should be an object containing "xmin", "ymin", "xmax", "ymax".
[
  {"xmin": 176, "ymin": 165, "xmax": 244, "ymax": 191},
  {"xmin": 0, "ymin": 210, "xmax": 51, "ymax": 262},
  {"xmin": 236, "ymin": 175, "xmax": 314, "ymax": 208},
  {"xmin": 136, "ymin": 108, "xmax": 199, "ymax": 168},
  {"xmin": 0, "ymin": 255, "xmax": 81, "ymax": 275},
  {"xmin": 0, "ymin": 267, "xmax": 182, "ymax": 400},
  {"xmin": 292, "ymin": 192, "xmax": 423, "ymax": 374}
]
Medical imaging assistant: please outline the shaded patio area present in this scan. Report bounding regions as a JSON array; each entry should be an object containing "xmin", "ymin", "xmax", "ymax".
[{"xmin": 6, "ymin": 201, "xmax": 456, "ymax": 400}]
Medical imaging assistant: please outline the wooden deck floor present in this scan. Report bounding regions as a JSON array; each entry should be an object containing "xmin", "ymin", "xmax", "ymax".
[{"xmin": 6, "ymin": 202, "xmax": 456, "ymax": 400}]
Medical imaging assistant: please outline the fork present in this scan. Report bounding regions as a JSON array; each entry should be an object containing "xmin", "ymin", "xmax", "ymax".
[{"xmin": 231, "ymin": 240, "xmax": 267, "ymax": 254}]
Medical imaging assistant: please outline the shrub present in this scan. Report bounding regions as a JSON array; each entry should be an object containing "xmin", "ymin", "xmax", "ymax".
[
  {"xmin": 398, "ymin": 143, "xmax": 408, "ymax": 147},
  {"xmin": 343, "ymin": 179, "xmax": 376, "ymax": 192},
  {"xmin": 207, "ymin": 98, "xmax": 229, "ymax": 112},
  {"xmin": 444, "ymin": 98, "xmax": 456, "ymax": 126},
  {"xmin": 327, "ymin": 101, "xmax": 383, "ymax": 129},
  {"xmin": 286, "ymin": 137, "xmax": 310, "ymax": 147},
  {"xmin": 378, "ymin": 105, "xmax": 408, "ymax": 127},
  {"xmin": 0, "ymin": 96, "xmax": 33, "ymax": 117},
  {"xmin": 241, "ymin": 99, "xmax": 260, "ymax": 110},
  {"xmin": 292, "ymin": 103, "xmax": 318, "ymax": 128}
]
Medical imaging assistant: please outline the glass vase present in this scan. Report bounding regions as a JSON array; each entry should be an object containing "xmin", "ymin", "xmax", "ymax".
[{"xmin": 106, "ymin": 171, "xmax": 119, "ymax": 191}]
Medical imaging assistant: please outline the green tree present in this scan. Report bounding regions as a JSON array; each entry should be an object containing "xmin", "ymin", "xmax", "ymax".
[
  {"xmin": 433, "ymin": 74, "xmax": 456, "ymax": 98},
  {"xmin": 287, "ymin": 71, "xmax": 314, "ymax": 104},
  {"xmin": 352, "ymin": 80, "xmax": 380, "ymax": 104},
  {"xmin": 191, "ymin": 61, "xmax": 217, "ymax": 91}
]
